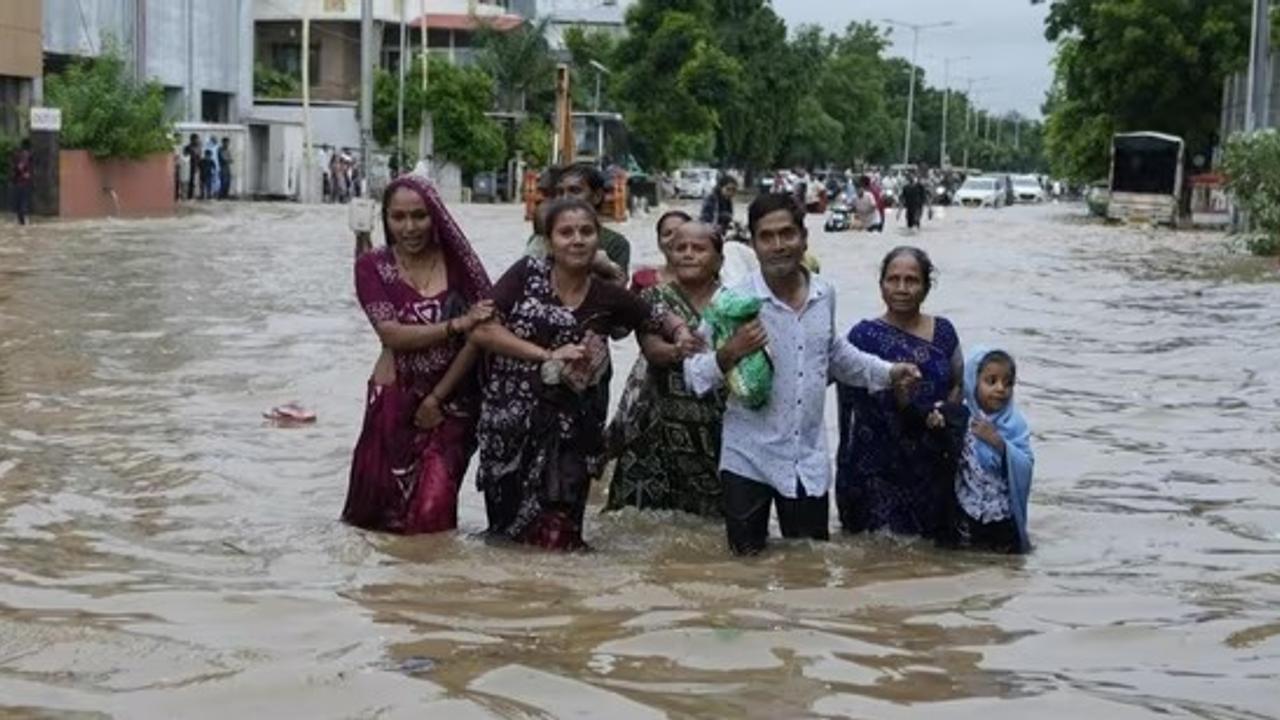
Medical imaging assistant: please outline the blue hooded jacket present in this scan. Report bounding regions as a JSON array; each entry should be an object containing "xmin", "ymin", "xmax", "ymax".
[{"xmin": 963, "ymin": 345, "xmax": 1034, "ymax": 552}]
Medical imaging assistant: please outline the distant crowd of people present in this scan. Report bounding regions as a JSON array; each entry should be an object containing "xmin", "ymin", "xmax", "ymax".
[
  {"xmin": 176, "ymin": 133, "xmax": 234, "ymax": 202},
  {"xmin": 317, "ymin": 145, "xmax": 364, "ymax": 204}
]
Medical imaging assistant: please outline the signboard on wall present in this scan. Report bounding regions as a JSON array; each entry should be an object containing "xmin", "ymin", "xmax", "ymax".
[{"xmin": 30, "ymin": 107, "xmax": 62, "ymax": 132}]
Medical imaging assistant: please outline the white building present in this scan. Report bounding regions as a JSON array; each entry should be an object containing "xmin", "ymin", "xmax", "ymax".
[{"xmin": 42, "ymin": 0, "xmax": 254, "ymax": 122}]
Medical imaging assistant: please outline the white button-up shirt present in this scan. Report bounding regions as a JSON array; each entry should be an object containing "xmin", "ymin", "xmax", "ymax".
[{"xmin": 685, "ymin": 269, "xmax": 893, "ymax": 499}]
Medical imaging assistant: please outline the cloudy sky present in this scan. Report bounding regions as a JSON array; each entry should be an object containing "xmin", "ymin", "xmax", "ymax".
[{"xmin": 768, "ymin": 0, "xmax": 1056, "ymax": 118}]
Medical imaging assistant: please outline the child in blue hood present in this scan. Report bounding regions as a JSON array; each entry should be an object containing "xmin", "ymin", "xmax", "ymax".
[{"xmin": 939, "ymin": 346, "xmax": 1035, "ymax": 553}]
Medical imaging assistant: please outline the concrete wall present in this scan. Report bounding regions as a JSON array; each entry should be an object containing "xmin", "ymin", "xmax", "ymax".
[
  {"xmin": 43, "ymin": 0, "xmax": 251, "ymax": 122},
  {"xmin": 249, "ymin": 102, "xmax": 362, "ymax": 149},
  {"xmin": 1221, "ymin": 55, "xmax": 1280, "ymax": 139},
  {"xmin": 252, "ymin": 0, "xmax": 514, "ymax": 22},
  {"xmin": 59, "ymin": 149, "xmax": 175, "ymax": 218},
  {"xmin": 0, "ymin": 0, "xmax": 43, "ymax": 78}
]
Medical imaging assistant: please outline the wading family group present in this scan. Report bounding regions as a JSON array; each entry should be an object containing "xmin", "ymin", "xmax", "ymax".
[{"xmin": 342, "ymin": 168, "xmax": 1033, "ymax": 557}]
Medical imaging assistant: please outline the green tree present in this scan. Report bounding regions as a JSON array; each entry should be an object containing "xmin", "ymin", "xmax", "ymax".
[
  {"xmin": 614, "ymin": 1, "xmax": 720, "ymax": 170},
  {"xmin": 564, "ymin": 26, "xmax": 620, "ymax": 111},
  {"xmin": 1222, "ymin": 129, "xmax": 1280, "ymax": 255},
  {"xmin": 373, "ymin": 59, "xmax": 506, "ymax": 178},
  {"xmin": 1034, "ymin": 0, "xmax": 1252, "ymax": 182},
  {"xmin": 512, "ymin": 117, "xmax": 553, "ymax": 168},
  {"xmin": 44, "ymin": 47, "xmax": 172, "ymax": 159},
  {"xmin": 709, "ymin": 0, "xmax": 800, "ymax": 176},
  {"xmin": 474, "ymin": 18, "xmax": 556, "ymax": 116}
]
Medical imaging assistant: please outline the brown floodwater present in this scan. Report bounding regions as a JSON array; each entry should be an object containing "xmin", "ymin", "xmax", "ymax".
[{"xmin": 1, "ymin": 201, "xmax": 1277, "ymax": 719}]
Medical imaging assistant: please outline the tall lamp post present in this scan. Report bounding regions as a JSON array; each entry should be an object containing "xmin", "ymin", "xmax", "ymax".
[
  {"xmin": 1245, "ymin": 0, "xmax": 1272, "ymax": 132},
  {"xmin": 882, "ymin": 18, "xmax": 955, "ymax": 167},
  {"xmin": 939, "ymin": 55, "xmax": 970, "ymax": 168}
]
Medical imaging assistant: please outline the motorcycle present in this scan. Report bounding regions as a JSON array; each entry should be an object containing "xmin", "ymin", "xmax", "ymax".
[{"xmin": 824, "ymin": 201, "xmax": 853, "ymax": 232}]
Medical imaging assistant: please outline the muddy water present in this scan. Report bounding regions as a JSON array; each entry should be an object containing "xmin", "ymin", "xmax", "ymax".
[{"xmin": 0, "ymin": 201, "xmax": 1277, "ymax": 719}]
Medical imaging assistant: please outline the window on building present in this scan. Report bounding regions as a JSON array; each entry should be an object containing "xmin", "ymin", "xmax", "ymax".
[
  {"xmin": 163, "ymin": 86, "xmax": 185, "ymax": 120},
  {"xmin": 201, "ymin": 91, "xmax": 231, "ymax": 123},
  {"xmin": 270, "ymin": 43, "xmax": 320, "ymax": 85},
  {"xmin": 0, "ymin": 75, "xmax": 33, "ymax": 135}
]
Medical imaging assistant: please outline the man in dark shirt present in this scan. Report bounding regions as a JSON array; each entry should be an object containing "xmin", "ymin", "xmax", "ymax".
[
  {"xmin": 900, "ymin": 171, "xmax": 930, "ymax": 230},
  {"xmin": 552, "ymin": 162, "xmax": 631, "ymax": 283},
  {"xmin": 184, "ymin": 134, "xmax": 202, "ymax": 201},
  {"xmin": 218, "ymin": 137, "xmax": 233, "ymax": 199},
  {"xmin": 11, "ymin": 139, "xmax": 33, "ymax": 225}
]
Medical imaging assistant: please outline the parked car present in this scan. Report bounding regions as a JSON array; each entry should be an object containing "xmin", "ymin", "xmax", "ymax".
[
  {"xmin": 955, "ymin": 176, "xmax": 1006, "ymax": 208},
  {"xmin": 674, "ymin": 167, "xmax": 717, "ymax": 198},
  {"xmin": 1012, "ymin": 175, "xmax": 1046, "ymax": 203}
]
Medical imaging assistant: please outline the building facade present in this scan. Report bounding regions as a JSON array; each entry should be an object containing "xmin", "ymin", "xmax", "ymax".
[
  {"xmin": 0, "ymin": 0, "xmax": 43, "ymax": 134},
  {"xmin": 42, "ymin": 0, "xmax": 253, "ymax": 123}
]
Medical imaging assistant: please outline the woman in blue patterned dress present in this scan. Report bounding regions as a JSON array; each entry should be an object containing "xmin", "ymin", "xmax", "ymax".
[{"xmin": 836, "ymin": 246, "xmax": 964, "ymax": 539}]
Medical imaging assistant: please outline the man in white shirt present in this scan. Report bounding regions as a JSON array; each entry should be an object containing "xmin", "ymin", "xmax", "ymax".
[{"xmin": 684, "ymin": 193, "xmax": 921, "ymax": 555}]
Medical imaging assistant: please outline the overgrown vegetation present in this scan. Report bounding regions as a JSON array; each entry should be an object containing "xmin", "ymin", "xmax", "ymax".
[
  {"xmin": 43, "ymin": 46, "xmax": 172, "ymax": 159},
  {"xmin": 0, "ymin": 133, "xmax": 17, "ymax": 195},
  {"xmin": 1223, "ymin": 130, "xmax": 1280, "ymax": 256},
  {"xmin": 254, "ymin": 63, "xmax": 300, "ymax": 99}
]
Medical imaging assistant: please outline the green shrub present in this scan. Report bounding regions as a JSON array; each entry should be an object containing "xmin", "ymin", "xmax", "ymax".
[
  {"xmin": 44, "ymin": 46, "xmax": 172, "ymax": 159},
  {"xmin": 0, "ymin": 133, "xmax": 16, "ymax": 194},
  {"xmin": 1222, "ymin": 129, "xmax": 1280, "ymax": 256},
  {"xmin": 254, "ymin": 63, "xmax": 300, "ymax": 99}
]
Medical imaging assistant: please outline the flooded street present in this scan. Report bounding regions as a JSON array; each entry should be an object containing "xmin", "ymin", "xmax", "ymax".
[{"xmin": 1, "ymin": 200, "xmax": 1277, "ymax": 719}]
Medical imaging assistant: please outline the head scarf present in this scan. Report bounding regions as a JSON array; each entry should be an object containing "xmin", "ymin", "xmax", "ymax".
[
  {"xmin": 381, "ymin": 173, "xmax": 492, "ymax": 303},
  {"xmin": 963, "ymin": 344, "xmax": 1035, "ymax": 551}
]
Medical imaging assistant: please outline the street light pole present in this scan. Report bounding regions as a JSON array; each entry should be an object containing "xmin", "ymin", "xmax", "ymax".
[
  {"xmin": 360, "ymin": 0, "xmax": 374, "ymax": 186},
  {"xmin": 882, "ymin": 18, "xmax": 955, "ymax": 167},
  {"xmin": 1245, "ymin": 0, "xmax": 1272, "ymax": 132},
  {"xmin": 397, "ymin": 0, "xmax": 407, "ymax": 170},
  {"xmin": 940, "ymin": 55, "xmax": 970, "ymax": 168}
]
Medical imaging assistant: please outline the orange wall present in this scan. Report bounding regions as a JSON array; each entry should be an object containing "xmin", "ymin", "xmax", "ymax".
[{"xmin": 59, "ymin": 151, "xmax": 176, "ymax": 219}]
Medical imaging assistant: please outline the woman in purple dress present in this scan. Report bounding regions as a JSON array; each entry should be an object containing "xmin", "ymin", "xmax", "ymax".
[
  {"xmin": 343, "ymin": 175, "xmax": 494, "ymax": 534},
  {"xmin": 836, "ymin": 246, "xmax": 965, "ymax": 539}
]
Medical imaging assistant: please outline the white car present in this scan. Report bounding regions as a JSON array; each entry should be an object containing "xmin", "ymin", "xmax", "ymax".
[
  {"xmin": 955, "ymin": 176, "xmax": 1006, "ymax": 208},
  {"xmin": 674, "ymin": 167, "xmax": 717, "ymax": 198},
  {"xmin": 1012, "ymin": 175, "xmax": 1046, "ymax": 203}
]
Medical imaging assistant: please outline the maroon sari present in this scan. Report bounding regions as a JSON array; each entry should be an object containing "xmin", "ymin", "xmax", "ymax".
[{"xmin": 343, "ymin": 175, "xmax": 492, "ymax": 534}]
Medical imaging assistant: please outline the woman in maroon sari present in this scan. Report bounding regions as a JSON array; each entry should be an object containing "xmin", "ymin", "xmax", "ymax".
[
  {"xmin": 472, "ymin": 199, "xmax": 700, "ymax": 550},
  {"xmin": 343, "ymin": 175, "xmax": 494, "ymax": 533}
]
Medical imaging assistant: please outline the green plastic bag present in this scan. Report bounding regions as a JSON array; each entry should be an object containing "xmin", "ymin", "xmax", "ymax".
[{"xmin": 702, "ymin": 290, "xmax": 773, "ymax": 409}]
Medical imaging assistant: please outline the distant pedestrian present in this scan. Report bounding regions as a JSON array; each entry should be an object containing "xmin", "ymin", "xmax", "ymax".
[
  {"xmin": 205, "ymin": 136, "xmax": 221, "ymax": 198},
  {"xmin": 199, "ymin": 150, "xmax": 215, "ymax": 200},
  {"xmin": 10, "ymin": 138, "xmax": 33, "ymax": 225},
  {"xmin": 184, "ymin": 134, "xmax": 201, "ymax": 200},
  {"xmin": 218, "ymin": 137, "xmax": 232, "ymax": 199},
  {"xmin": 899, "ymin": 172, "xmax": 930, "ymax": 230}
]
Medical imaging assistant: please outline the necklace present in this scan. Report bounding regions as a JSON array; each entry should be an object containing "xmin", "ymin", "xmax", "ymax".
[{"xmin": 395, "ymin": 248, "xmax": 441, "ymax": 294}]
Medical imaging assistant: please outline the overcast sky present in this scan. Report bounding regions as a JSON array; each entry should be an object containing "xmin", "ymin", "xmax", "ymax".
[{"xmin": 769, "ymin": 0, "xmax": 1056, "ymax": 118}]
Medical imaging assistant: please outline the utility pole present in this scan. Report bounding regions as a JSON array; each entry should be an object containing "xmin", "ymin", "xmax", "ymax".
[
  {"xmin": 397, "ymin": 0, "xmax": 407, "ymax": 171},
  {"xmin": 882, "ymin": 18, "xmax": 955, "ymax": 166},
  {"xmin": 1245, "ymin": 0, "xmax": 1272, "ymax": 131},
  {"xmin": 360, "ymin": 0, "xmax": 374, "ymax": 187},
  {"xmin": 301, "ymin": 1, "xmax": 315, "ymax": 202}
]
